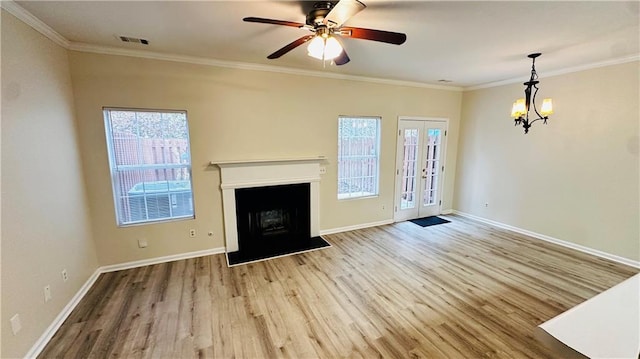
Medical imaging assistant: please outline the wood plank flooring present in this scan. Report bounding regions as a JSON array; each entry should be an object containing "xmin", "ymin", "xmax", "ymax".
[{"xmin": 39, "ymin": 215, "xmax": 638, "ymax": 358}]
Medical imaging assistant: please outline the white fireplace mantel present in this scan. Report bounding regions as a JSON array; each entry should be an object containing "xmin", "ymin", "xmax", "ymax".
[
  {"xmin": 210, "ymin": 156, "xmax": 326, "ymax": 167},
  {"xmin": 213, "ymin": 157, "xmax": 324, "ymax": 252}
]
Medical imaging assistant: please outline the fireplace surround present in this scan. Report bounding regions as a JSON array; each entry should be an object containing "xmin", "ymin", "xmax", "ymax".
[{"xmin": 213, "ymin": 157, "xmax": 325, "ymax": 264}]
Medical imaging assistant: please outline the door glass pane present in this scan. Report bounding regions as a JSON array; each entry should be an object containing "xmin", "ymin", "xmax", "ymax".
[
  {"xmin": 423, "ymin": 129, "xmax": 442, "ymax": 206},
  {"xmin": 401, "ymin": 129, "xmax": 419, "ymax": 209}
]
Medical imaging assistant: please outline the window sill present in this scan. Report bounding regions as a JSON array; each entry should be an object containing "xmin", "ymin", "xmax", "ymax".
[
  {"xmin": 338, "ymin": 193, "xmax": 379, "ymax": 201},
  {"xmin": 118, "ymin": 215, "xmax": 195, "ymax": 228}
]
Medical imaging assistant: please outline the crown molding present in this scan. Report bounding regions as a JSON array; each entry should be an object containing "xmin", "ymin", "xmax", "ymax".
[
  {"xmin": 1, "ymin": 0, "xmax": 70, "ymax": 48},
  {"xmin": 1, "ymin": 0, "xmax": 461, "ymax": 92},
  {"xmin": 67, "ymin": 41, "xmax": 463, "ymax": 91},
  {"xmin": 5, "ymin": 0, "xmax": 636, "ymax": 93},
  {"xmin": 464, "ymin": 54, "xmax": 640, "ymax": 91}
]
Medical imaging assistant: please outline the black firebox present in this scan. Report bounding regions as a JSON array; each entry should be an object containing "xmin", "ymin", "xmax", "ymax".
[{"xmin": 229, "ymin": 183, "xmax": 328, "ymax": 265}]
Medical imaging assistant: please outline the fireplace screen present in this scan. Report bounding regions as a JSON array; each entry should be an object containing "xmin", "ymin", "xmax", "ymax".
[{"xmin": 258, "ymin": 209, "xmax": 289, "ymax": 236}]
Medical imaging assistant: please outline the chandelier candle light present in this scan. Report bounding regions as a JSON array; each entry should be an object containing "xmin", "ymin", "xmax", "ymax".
[{"xmin": 511, "ymin": 53, "xmax": 553, "ymax": 134}]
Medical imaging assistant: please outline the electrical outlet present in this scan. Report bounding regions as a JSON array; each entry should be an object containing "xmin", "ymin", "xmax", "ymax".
[
  {"xmin": 10, "ymin": 314, "xmax": 21, "ymax": 335},
  {"xmin": 44, "ymin": 285, "xmax": 52, "ymax": 302},
  {"xmin": 61, "ymin": 269, "xmax": 68, "ymax": 282},
  {"xmin": 319, "ymin": 166, "xmax": 327, "ymax": 175},
  {"xmin": 484, "ymin": 202, "xmax": 489, "ymax": 208},
  {"xmin": 138, "ymin": 239, "xmax": 148, "ymax": 248},
  {"xmin": 189, "ymin": 229, "xmax": 196, "ymax": 238}
]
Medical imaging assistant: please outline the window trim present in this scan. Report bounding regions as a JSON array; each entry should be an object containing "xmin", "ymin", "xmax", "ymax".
[
  {"xmin": 337, "ymin": 116, "xmax": 381, "ymax": 200},
  {"xmin": 103, "ymin": 107, "xmax": 195, "ymax": 226}
]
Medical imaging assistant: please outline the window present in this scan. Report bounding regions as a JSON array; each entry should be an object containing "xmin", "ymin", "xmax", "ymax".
[
  {"xmin": 103, "ymin": 108, "xmax": 194, "ymax": 226},
  {"xmin": 337, "ymin": 116, "xmax": 381, "ymax": 199}
]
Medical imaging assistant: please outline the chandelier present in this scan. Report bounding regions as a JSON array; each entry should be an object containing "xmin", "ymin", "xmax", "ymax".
[{"xmin": 511, "ymin": 53, "xmax": 553, "ymax": 134}]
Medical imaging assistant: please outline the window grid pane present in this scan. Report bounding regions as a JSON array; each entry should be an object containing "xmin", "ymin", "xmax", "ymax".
[
  {"xmin": 105, "ymin": 109, "xmax": 194, "ymax": 225},
  {"xmin": 338, "ymin": 117, "xmax": 380, "ymax": 199}
]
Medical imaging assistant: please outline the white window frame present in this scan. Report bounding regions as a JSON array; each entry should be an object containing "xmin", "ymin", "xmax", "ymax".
[
  {"xmin": 337, "ymin": 116, "xmax": 381, "ymax": 200},
  {"xmin": 103, "ymin": 108, "xmax": 195, "ymax": 226}
]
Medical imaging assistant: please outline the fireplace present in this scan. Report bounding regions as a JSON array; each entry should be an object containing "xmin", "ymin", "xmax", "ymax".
[
  {"xmin": 212, "ymin": 157, "xmax": 327, "ymax": 265},
  {"xmin": 235, "ymin": 183, "xmax": 310, "ymax": 254}
]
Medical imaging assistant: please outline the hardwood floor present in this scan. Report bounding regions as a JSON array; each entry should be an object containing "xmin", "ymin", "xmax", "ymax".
[{"xmin": 39, "ymin": 215, "xmax": 637, "ymax": 358}]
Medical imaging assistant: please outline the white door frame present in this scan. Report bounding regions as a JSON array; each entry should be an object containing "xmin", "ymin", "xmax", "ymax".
[{"xmin": 393, "ymin": 116, "xmax": 449, "ymax": 222}]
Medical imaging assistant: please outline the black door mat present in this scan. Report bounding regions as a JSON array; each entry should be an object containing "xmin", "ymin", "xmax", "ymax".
[
  {"xmin": 226, "ymin": 236, "xmax": 331, "ymax": 266},
  {"xmin": 410, "ymin": 216, "xmax": 451, "ymax": 227}
]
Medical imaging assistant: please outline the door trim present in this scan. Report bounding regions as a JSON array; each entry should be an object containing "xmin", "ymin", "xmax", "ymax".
[{"xmin": 393, "ymin": 116, "xmax": 449, "ymax": 222}]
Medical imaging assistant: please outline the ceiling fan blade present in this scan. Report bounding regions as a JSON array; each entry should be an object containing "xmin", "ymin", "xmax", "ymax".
[
  {"xmin": 339, "ymin": 27, "xmax": 407, "ymax": 45},
  {"xmin": 324, "ymin": 0, "xmax": 366, "ymax": 28},
  {"xmin": 267, "ymin": 35, "xmax": 315, "ymax": 59},
  {"xmin": 334, "ymin": 49, "xmax": 350, "ymax": 66},
  {"xmin": 243, "ymin": 17, "xmax": 305, "ymax": 28}
]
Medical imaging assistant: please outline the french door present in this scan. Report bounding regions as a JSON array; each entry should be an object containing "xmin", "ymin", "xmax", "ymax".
[{"xmin": 394, "ymin": 118, "xmax": 448, "ymax": 222}]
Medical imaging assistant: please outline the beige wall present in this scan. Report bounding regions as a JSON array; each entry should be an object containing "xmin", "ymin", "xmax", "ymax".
[
  {"xmin": 1, "ymin": 11, "xmax": 99, "ymax": 358},
  {"xmin": 68, "ymin": 51, "xmax": 462, "ymax": 266},
  {"xmin": 2, "ymin": 8, "xmax": 637, "ymax": 357},
  {"xmin": 455, "ymin": 61, "xmax": 640, "ymax": 262}
]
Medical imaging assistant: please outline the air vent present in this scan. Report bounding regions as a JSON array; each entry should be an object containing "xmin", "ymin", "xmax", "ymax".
[{"xmin": 118, "ymin": 36, "xmax": 149, "ymax": 45}]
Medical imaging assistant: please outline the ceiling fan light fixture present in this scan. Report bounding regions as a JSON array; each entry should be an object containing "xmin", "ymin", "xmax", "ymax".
[
  {"xmin": 307, "ymin": 36, "xmax": 326, "ymax": 59},
  {"xmin": 324, "ymin": 36, "xmax": 343, "ymax": 59},
  {"xmin": 307, "ymin": 35, "xmax": 343, "ymax": 60}
]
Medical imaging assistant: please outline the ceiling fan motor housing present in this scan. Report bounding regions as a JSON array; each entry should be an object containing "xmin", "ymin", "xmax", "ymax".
[{"xmin": 306, "ymin": 2, "xmax": 334, "ymax": 26}]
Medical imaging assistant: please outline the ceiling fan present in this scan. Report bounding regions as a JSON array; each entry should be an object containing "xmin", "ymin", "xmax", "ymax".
[{"xmin": 243, "ymin": 0, "xmax": 407, "ymax": 65}]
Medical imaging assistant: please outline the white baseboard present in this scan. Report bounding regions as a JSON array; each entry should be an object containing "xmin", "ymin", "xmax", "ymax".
[
  {"xmin": 25, "ymin": 246, "xmax": 227, "ymax": 358},
  {"xmin": 452, "ymin": 210, "xmax": 640, "ymax": 269},
  {"xmin": 319, "ymin": 212, "xmax": 452, "ymax": 236},
  {"xmin": 319, "ymin": 219, "xmax": 394, "ymax": 236},
  {"xmin": 100, "ymin": 247, "xmax": 227, "ymax": 273},
  {"xmin": 24, "ymin": 268, "xmax": 101, "ymax": 359}
]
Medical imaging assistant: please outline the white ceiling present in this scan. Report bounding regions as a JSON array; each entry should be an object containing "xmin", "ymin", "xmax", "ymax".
[{"xmin": 11, "ymin": 0, "xmax": 640, "ymax": 88}]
